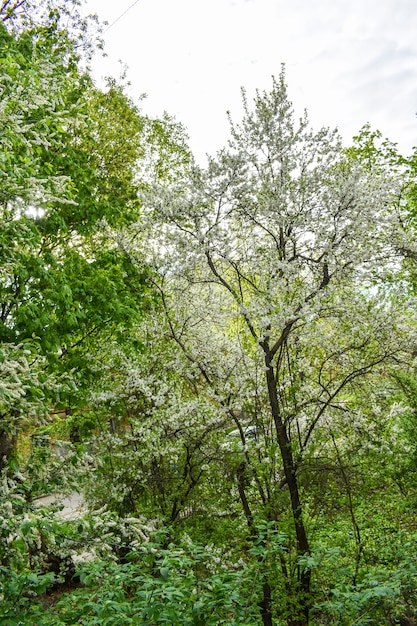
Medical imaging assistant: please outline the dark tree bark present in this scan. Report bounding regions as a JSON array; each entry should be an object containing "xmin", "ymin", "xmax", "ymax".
[
  {"xmin": 265, "ymin": 359, "xmax": 311, "ymax": 625},
  {"xmin": 0, "ymin": 0, "xmax": 28, "ymax": 22},
  {"xmin": 0, "ymin": 427, "xmax": 15, "ymax": 472},
  {"xmin": 259, "ymin": 582, "xmax": 273, "ymax": 626}
]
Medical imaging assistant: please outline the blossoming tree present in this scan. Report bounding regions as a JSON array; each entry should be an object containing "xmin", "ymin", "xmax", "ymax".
[{"xmin": 145, "ymin": 69, "xmax": 415, "ymax": 625}]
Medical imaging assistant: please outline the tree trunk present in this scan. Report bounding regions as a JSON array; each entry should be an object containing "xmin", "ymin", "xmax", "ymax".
[
  {"xmin": 265, "ymin": 361, "xmax": 311, "ymax": 625},
  {"xmin": 0, "ymin": 428, "xmax": 15, "ymax": 472},
  {"xmin": 259, "ymin": 582, "xmax": 273, "ymax": 626}
]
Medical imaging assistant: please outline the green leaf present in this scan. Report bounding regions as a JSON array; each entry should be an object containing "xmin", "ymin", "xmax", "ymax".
[{"xmin": 159, "ymin": 567, "xmax": 169, "ymax": 581}]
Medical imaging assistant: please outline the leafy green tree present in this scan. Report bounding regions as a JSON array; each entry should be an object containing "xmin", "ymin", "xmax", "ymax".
[{"xmin": 0, "ymin": 0, "xmax": 190, "ymax": 466}]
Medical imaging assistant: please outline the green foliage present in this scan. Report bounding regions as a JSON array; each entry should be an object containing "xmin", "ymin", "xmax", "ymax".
[
  {"xmin": 312, "ymin": 539, "xmax": 417, "ymax": 624},
  {"xmin": 2, "ymin": 6, "xmax": 417, "ymax": 625},
  {"xmin": 29, "ymin": 532, "xmax": 261, "ymax": 626},
  {"xmin": 0, "ymin": 0, "xmax": 190, "ymax": 470},
  {"xmin": 346, "ymin": 123, "xmax": 407, "ymax": 171}
]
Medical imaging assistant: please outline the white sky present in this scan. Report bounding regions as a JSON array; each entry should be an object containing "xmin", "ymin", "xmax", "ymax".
[{"xmin": 83, "ymin": 0, "xmax": 417, "ymax": 163}]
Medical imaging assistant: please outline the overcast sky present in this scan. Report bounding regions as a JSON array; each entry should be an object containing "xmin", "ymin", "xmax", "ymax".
[{"xmin": 83, "ymin": 0, "xmax": 417, "ymax": 163}]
